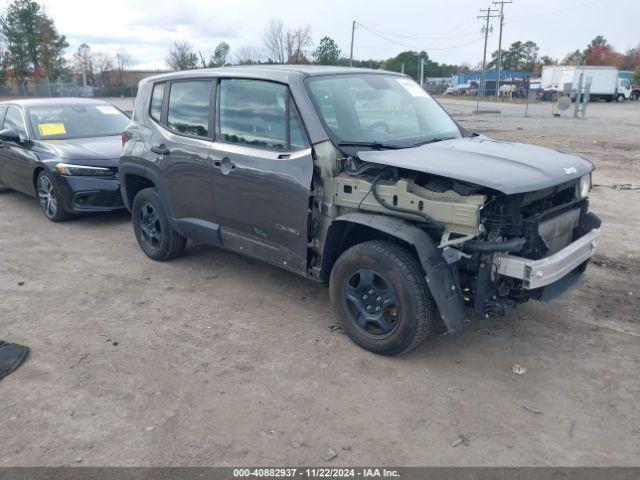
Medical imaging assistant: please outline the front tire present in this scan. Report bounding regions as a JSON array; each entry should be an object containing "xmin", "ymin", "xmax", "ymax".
[
  {"xmin": 329, "ymin": 241, "xmax": 436, "ymax": 356},
  {"xmin": 36, "ymin": 170, "xmax": 71, "ymax": 222},
  {"xmin": 132, "ymin": 187, "xmax": 186, "ymax": 261},
  {"xmin": 616, "ymin": 94, "xmax": 625, "ymax": 103}
]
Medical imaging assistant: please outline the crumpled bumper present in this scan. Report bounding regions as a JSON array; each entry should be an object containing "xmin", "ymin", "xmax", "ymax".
[{"xmin": 493, "ymin": 228, "xmax": 601, "ymax": 290}]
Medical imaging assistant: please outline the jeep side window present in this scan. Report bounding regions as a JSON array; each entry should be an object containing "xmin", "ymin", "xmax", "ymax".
[
  {"xmin": 218, "ymin": 79, "xmax": 309, "ymax": 151},
  {"xmin": 289, "ymin": 101, "xmax": 309, "ymax": 150},
  {"xmin": 167, "ymin": 81, "xmax": 210, "ymax": 138},
  {"xmin": 149, "ymin": 82, "xmax": 165, "ymax": 121}
]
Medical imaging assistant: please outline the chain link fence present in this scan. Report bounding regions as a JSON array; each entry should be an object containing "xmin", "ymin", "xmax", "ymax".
[{"xmin": 0, "ymin": 80, "xmax": 138, "ymax": 98}]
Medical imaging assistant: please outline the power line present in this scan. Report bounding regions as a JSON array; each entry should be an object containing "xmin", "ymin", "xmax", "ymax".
[
  {"xmin": 355, "ymin": 22, "xmax": 482, "ymax": 40},
  {"xmin": 508, "ymin": 0, "xmax": 606, "ymax": 24},
  {"xmin": 477, "ymin": 6, "xmax": 501, "ymax": 108},
  {"xmin": 356, "ymin": 23, "xmax": 486, "ymax": 52},
  {"xmin": 493, "ymin": 1, "xmax": 512, "ymax": 99}
]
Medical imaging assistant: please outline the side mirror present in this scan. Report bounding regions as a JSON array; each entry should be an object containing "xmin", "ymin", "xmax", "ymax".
[{"xmin": 0, "ymin": 128, "xmax": 21, "ymax": 143}]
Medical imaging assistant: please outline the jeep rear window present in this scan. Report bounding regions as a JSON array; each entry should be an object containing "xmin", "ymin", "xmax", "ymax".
[
  {"xmin": 149, "ymin": 82, "xmax": 164, "ymax": 121},
  {"xmin": 167, "ymin": 81, "xmax": 210, "ymax": 137}
]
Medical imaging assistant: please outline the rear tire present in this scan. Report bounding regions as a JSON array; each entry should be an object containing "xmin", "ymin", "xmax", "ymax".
[
  {"xmin": 329, "ymin": 240, "xmax": 436, "ymax": 356},
  {"xmin": 132, "ymin": 187, "xmax": 186, "ymax": 261},
  {"xmin": 36, "ymin": 170, "xmax": 72, "ymax": 222}
]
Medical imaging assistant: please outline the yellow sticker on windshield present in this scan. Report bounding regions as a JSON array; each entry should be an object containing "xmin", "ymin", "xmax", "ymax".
[{"xmin": 38, "ymin": 123, "xmax": 66, "ymax": 136}]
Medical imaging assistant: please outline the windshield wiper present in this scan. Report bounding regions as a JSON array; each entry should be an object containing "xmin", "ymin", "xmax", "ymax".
[
  {"xmin": 409, "ymin": 137, "xmax": 455, "ymax": 148},
  {"xmin": 337, "ymin": 141, "xmax": 403, "ymax": 150}
]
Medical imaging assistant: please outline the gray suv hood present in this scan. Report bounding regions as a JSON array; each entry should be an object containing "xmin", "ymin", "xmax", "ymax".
[{"xmin": 357, "ymin": 137, "xmax": 594, "ymax": 194}]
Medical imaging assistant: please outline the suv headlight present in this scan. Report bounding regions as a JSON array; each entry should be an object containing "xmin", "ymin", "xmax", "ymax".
[
  {"xmin": 577, "ymin": 174, "xmax": 591, "ymax": 199},
  {"xmin": 55, "ymin": 163, "xmax": 113, "ymax": 176}
]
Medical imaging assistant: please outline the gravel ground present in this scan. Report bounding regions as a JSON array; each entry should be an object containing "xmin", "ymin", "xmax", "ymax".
[{"xmin": 0, "ymin": 97, "xmax": 639, "ymax": 466}]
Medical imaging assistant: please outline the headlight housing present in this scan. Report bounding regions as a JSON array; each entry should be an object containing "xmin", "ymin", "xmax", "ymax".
[
  {"xmin": 55, "ymin": 163, "xmax": 113, "ymax": 177},
  {"xmin": 577, "ymin": 173, "xmax": 591, "ymax": 199}
]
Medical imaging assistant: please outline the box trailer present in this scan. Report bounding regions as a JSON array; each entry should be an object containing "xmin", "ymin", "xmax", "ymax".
[{"xmin": 541, "ymin": 65, "xmax": 632, "ymax": 102}]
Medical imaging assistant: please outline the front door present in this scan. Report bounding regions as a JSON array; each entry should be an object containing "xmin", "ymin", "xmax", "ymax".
[
  {"xmin": 0, "ymin": 106, "xmax": 35, "ymax": 195},
  {"xmin": 210, "ymin": 78, "xmax": 314, "ymax": 274}
]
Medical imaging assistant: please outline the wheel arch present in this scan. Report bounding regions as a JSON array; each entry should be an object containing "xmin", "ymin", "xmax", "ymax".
[
  {"xmin": 32, "ymin": 166, "xmax": 46, "ymax": 193},
  {"xmin": 119, "ymin": 163, "xmax": 165, "ymax": 214},
  {"xmin": 322, "ymin": 212, "xmax": 468, "ymax": 335}
]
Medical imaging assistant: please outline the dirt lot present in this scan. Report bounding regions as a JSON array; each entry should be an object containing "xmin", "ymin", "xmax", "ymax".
[{"xmin": 1, "ymin": 97, "xmax": 639, "ymax": 466}]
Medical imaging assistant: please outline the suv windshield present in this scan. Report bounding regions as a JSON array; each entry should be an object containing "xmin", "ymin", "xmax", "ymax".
[
  {"xmin": 307, "ymin": 73, "xmax": 461, "ymax": 148},
  {"xmin": 27, "ymin": 104, "xmax": 129, "ymax": 140}
]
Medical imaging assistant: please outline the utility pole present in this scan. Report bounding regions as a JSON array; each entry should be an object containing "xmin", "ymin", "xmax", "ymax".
[
  {"xmin": 349, "ymin": 21, "xmax": 356, "ymax": 67},
  {"xmin": 401, "ymin": 63, "xmax": 405, "ymax": 74},
  {"xmin": 493, "ymin": 1, "xmax": 512, "ymax": 98},
  {"xmin": 420, "ymin": 57, "xmax": 425, "ymax": 87},
  {"xmin": 117, "ymin": 53, "xmax": 126, "ymax": 86},
  {"xmin": 477, "ymin": 6, "xmax": 500, "ymax": 109}
]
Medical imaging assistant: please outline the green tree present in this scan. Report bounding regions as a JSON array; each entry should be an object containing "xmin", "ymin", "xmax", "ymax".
[
  {"xmin": 1, "ymin": 0, "xmax": 68, "ymax": 89},
  {"xmin": 583, "ymin": 36, "xmax": 607, "ymax": 58},
  {"xmin": 313, "ymin": 36, "xmax": 341, "ymax": 65},
  {"xmin": 563, "ymin": 49, "xmax": 584, "ymax": 65},
  {"xmin": 34, "ymin": 10, "xmax": 68, "ymax": 79},
  {"xmin": 488, "ymin": 41, "xmax": 539, "ymax": 71},
  {"xmin": 384, "ymin": 51, "xmax": 428, "ymax": 81},
  {"xmin": 633, "ymin": 65, "xmax": 640, "ymax": 84},
  {"xmin": 208, "ymin": 41, "xmax": 230, "ymax": 67}
]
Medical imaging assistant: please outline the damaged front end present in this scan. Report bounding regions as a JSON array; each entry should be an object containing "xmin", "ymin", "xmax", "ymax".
[
  {"xmin": 464, "ymin": 181, "xmax": 601, "ymax": 319},
  {"xmin": 330, "ymin": 155, "xmax": 601, "ymax": 327}
]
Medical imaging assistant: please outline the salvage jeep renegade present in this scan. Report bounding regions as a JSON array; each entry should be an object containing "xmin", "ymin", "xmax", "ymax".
[{"xmin": 120, "ymin": 66, "xmax": 601, "ymax": 356}]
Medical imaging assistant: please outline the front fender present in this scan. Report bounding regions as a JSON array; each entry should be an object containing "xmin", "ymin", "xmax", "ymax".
[{"xmin": 330, "ymin": 212, "xmax": 468, "ymax": 335}]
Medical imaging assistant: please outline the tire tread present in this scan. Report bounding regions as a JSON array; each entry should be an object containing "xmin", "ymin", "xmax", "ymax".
[
  {"xmin": 132, "ymin": 187, "xmax": 187, "ymax": 261},
  {"xmin": 330, "ymin": 240, "xmax": 436, "ymax": 355}
]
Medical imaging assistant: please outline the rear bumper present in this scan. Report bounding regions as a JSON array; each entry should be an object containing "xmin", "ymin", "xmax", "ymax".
[{"xmin": 493, "ymin": 228, "xmax": 601, "ymax": 289}]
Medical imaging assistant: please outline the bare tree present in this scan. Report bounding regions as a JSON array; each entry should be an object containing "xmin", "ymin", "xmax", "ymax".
[
  {"xmin": 165, "ymin": 40, "xmax": 198, "ymax": 71},
  {"xmin": 262, "ymin": 18, "xmax": 286, "ymax": 63},
  {"xmin": 234, "ymin": 46, "xmax": 261, "ymax": 65},
  {"xmin": 116, "ymin": 52, "xmax": 132, "ymax": 70},
  {"xmin": 73, "ymin": 43, "xmax": 94, "ymax": 85},
  {"xmin": 285, "ymin": 25, "xmax": 312, "ymax": 64},
  {"xmin": 92, "ymin": 52, "xmax": 114, "ymax": 86}
]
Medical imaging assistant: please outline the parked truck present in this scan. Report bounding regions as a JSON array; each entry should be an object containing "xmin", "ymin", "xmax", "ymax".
[{"xmin": 541, "ymin": 65, "xmax": 632, "ymax": 102}]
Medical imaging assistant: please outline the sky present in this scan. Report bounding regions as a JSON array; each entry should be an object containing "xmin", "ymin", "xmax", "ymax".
[{"xmin": 3, "ymin": 0, "xmax": 638, "ymax": 70}]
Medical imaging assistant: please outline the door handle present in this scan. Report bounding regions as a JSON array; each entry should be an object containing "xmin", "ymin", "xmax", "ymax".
[
  {"xmin": 213, "ymin": 157, "xmax": 236, "ymax": 175},
  {"xmin": 151, "ymin": 144, "xmax": 170, "ymax": 155}
]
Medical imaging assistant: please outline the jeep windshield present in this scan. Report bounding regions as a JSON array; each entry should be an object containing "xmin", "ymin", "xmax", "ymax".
[{"xmin": 307, "ymin": 73, "xmax": 461, "ymax": 150}]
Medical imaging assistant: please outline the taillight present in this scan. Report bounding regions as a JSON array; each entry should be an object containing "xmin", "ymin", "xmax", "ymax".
[{"xmin": 121, "ymin": 132, "xmax": 128, "ymax": 147}]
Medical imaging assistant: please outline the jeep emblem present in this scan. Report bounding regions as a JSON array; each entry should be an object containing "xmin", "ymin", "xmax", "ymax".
[{"xmin": 564, "ymin": 167, "xmax": 578, "ymax": 175}]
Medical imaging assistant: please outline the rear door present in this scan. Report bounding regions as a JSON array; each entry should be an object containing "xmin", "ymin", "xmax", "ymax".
[
  {"xmin": 150, "ymin": 79, "xmax": 219, "ymax": 241},
  {"xmin": 210, "ymin": 78, "xmax": 314, "ymax": 274}
]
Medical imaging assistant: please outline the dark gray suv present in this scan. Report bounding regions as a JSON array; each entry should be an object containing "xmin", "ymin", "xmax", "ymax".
[{"xmin": 120, "ymin": 66, "xmax": 601, "ymax": 355}]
